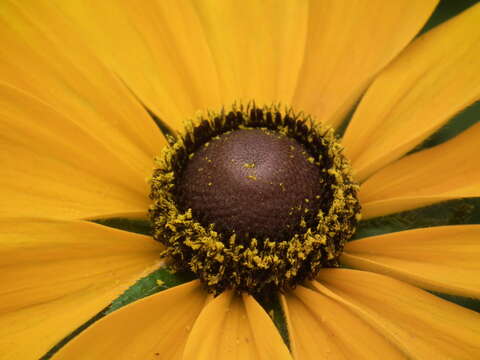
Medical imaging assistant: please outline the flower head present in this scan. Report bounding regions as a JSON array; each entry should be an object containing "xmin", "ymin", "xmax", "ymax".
[{"xmin": 1, "ymin": 1, "xmax": 480, "ymax": 359}]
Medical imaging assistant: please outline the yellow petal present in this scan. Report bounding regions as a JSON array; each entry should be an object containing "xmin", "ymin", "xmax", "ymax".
[
  {"xmin": 53, "ymin": 0, "xmax": 221, "ymax": 130},
  {"xmin": 281, "ymin": 288, "xmax": 405, "ymax": 359},
  {"xmin": 317, "ymin": 269, "xmax": 480, "ymax": 359},
  {"xmin": 55, "ymin": 1, "xmax": 309, "ymax": 127},
  {"xmin": 0, "ymin": 0, "xmax": 165, "ymax": 181},
  {"xmin": 343, "ymin": 3, "xmax": 480, "ymax": 181},
  {"xmin": 184, "ymin": 291, "xmax": 292, "ymax": 360},
  {"xmin": 342, "ymin": 225, "xmax": 480, "ymax": 298},
  {"xmin": 53, "ymin": 281, "xmax": 207, "ymax": 360},
  {"xmin": 0, "ymin": 218, "xmax": 162, "ymax": 360},
  {"xmin": 193, "ymin": 0, "xmax": 309, "ymax": 107},
  {"xmin": 292, "ymin": 0, "xmax": 438, "ymax": 128},
  {"xmin": 360, "ymin": 122, "xmax": 480, "ymax": 219},
  {"xmin": 0, "ymin": 84, "xmax": 151, "ymax": 219}
]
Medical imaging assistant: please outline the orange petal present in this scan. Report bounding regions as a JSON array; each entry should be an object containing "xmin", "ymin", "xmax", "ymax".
[
  {"xmin": 359, "ymin": 122, "xmax": 480, "ymax": 219},
  {"xmin": 281, "ymin": 288, "xmax": 405, "ymax": 359},
  {"xmin": 0, "ymin": 218, "xmax": 162, "ymax": 360},
  {"xmin": 316, "ymin": 269, "xmax": 480, "ymax": 359},
  {"xmin": 343, "ymin": 3, "xmax": 480, "ymax": 181},
  {"xmin": 0, "ymin": 0, "xmax": 165, "ymax": 186},
  {"xmin": 184, "ymin": 291, "xmax": 292, "ymax": 360},
  {"xmin": 342, "ymin": 225, "xmax": 480, "ymax": 298},
  {"xmin": 53, "ymin": 281, "xmax": 207, "ymax": 360},
  {"xmin": 292, "ymin": 0, "xmax": 438, "ymax": 128},
  {"xmin": 0, "ymin": 83, "xmax": 154, "ymax": 220}
]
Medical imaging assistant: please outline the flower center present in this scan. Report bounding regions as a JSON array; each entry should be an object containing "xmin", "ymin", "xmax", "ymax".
[
  {"xmin": 176, "ymin": 128, "xmax": 323, "ymax": 241},
  {"xmin": 149, "ymin": 105, "xmax": 360, "ymax": 295}
]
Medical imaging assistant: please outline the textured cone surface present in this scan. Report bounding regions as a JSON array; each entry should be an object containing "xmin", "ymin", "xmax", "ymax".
[{"xmin": 177, "ymin": 129, "xmax": 322, "ymax": 240}]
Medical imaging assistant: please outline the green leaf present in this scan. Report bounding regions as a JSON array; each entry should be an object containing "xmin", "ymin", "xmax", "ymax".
[
  {"xmin": 106, "ymin": 267, "xmax": 195, "ymax": 314},
  {"xmin": 256, "ymin": 294, "xmax": 291, "ymax": 349},
  {"xmin": 354, "ymin": 198, "xmax": 480, "ymax": 240},
  {"xmin": 93, "ymin": 218, "xmax": 152, "ymax": 236},
  {"xmin": 420, "ymin": 0, "xmax": 480, "ymax": 35}
]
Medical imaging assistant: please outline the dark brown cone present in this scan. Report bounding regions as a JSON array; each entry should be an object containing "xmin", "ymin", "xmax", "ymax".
[{"xmin": 176, "ymin": 129, "xmax": 323, "ymax": 240}]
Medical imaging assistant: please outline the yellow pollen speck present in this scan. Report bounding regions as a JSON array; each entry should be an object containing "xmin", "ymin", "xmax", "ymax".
[
  {"xmin": 156, "ymin": 279, "xmax": 165, "ymax": 287},
  {"xmin": 208, "ymin": 182, "xmax": 213, "ymax": 186},
  {"xmin": 243, "ymin": 163, "xmax": 255, "ymax": 168},
  {"xmin": 246, "ymin": 175, "xmax": 257, "ymax": 180}
]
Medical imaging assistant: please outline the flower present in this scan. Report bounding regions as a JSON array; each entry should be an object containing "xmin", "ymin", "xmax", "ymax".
[{"xmin": 1, "ymin": 0, "xmax": 480, "ymax": 359}]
